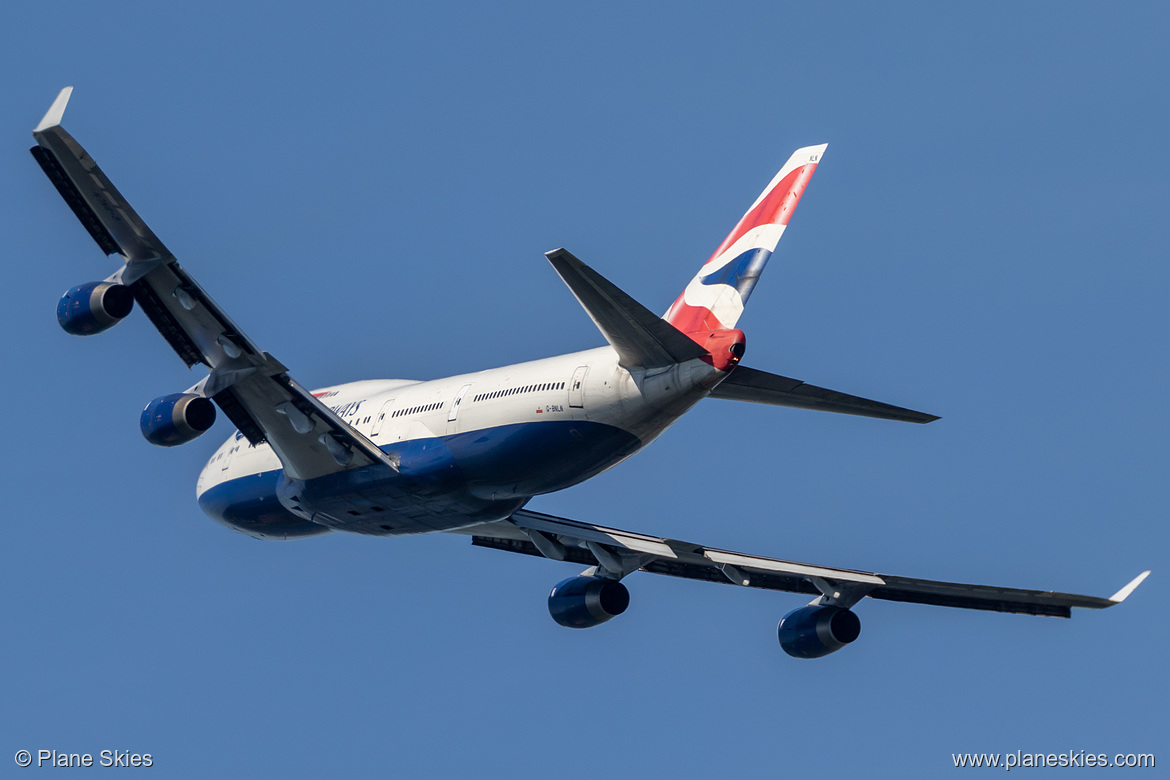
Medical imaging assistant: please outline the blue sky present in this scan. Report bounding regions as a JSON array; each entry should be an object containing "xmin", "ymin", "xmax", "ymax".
[{"xmin": 2, "ymin": 2, "xmax": 1166, "ymax": 776}]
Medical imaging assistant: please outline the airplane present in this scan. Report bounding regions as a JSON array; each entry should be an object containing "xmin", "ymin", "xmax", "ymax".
[{"xmin": 32, "ymin": 87, "xmax": 1148, "ymax": 659}]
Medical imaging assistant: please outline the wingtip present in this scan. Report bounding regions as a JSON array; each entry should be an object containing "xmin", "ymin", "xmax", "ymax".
[
  {"xmin": 1109, "ymin": 570, "xmax": 1150, "ymax": 603},
  {"xmin": 545, "ymin": 247, "xmax": 577, "ymax": 265},
  {"xmin": 34, "ymin": 86, "xmax": 73, "ymax": 133}
]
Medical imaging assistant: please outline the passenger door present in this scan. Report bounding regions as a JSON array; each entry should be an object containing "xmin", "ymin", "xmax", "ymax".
[
  {"xmin": 447, "ymin": 384, "xmax": 472, "ymax": 433},
  {"xmin": 568, "ymin": 366, "xmax": 588, "ymax": 408},
  {"xmin": 371, "ymin": 399, "xmax": 396, "ymax": 438}
]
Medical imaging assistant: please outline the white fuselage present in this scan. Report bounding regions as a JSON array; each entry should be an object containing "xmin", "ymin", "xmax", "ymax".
[{"xmin": 195, "ymin": 346, "xmax": 726, "ymax": 539}]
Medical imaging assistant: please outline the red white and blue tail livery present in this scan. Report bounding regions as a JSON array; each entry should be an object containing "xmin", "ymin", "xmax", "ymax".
[
  {"xmin": 33, "ymin": 88, "xmax": 1147, "ymax": 659},
  {"xmin": 666, "ymin": 144, "xmax": 825, "ymax": 335}
]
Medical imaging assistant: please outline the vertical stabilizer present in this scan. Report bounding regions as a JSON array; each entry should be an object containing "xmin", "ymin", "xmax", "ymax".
[{"xmin": 665, "ymin": 145, "xmax": 826, "ymax": 334}]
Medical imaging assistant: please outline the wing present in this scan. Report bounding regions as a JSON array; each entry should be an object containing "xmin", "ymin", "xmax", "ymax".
[
  {"xmin": 466, "ymin": 508, "xmax": 1148, "ymax": 617},
  {"xmin": 710, "ymin": 365, "xmax": 940, "ymax": 424},
  {"xmin": 31, "ymin": 87, "xmax": 398, "ymax": 481}
]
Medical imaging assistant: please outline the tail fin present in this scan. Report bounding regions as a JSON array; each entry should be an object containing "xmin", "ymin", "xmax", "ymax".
[{"xmin": 665, "ymin": 144, "xmax": 826, "ymax": 334}]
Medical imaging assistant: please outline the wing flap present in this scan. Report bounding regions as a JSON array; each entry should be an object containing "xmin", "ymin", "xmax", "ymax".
[{"xmin": 710, "ymin": 365, "xmax": 939, "ymax": 424}]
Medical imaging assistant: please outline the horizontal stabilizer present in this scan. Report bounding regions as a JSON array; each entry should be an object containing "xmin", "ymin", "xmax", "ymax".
[
  {"xmin": 710, "ymin": 365, "xmax": 939, "ymax": 424},
  {"xmin": 547, "ymin": 248, "xmax": 707, "ymax": 369}
]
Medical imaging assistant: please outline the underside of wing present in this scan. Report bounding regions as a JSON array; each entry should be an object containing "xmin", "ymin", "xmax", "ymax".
[{"xmin": 466, "ymin": 508, "xmax": 1144, "ymax": 618}]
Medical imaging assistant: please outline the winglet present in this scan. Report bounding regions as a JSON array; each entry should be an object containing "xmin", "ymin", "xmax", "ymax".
[
  {"xmin": 34, "ymin": 86, "xmax": 73, "ymax": 133},
  {"xmin": 1109, "ymin": 570, "xmax": 1150, "ymax": 603}
]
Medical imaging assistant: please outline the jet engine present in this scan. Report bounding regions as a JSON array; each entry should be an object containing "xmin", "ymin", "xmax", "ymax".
[
  {"xmin": 140, "ymin": 393, "xmax": 217, "ymax": 447},
  {"xmin": 57, "ymin": 281, "xmax": 134, "ymax": 335},
  {"xmin": 548, "ymin": 575, "xmax": 630, "ymax": 628},
  {"xmin": 777, "ymin": 605, "xmax": 862, "ymax": 658}
]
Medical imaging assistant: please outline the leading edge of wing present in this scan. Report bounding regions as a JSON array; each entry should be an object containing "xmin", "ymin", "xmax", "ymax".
[{"xmin": 467, "ymin": 509, "xmax": 1146, "ymax": 618}]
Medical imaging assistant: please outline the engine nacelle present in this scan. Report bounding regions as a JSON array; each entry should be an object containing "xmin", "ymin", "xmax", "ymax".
[
  {"xmin": 140, "ymin": 393, "xmax": 217, "ymax": 447},
  {"xmin": 777, "ymin": 605, "xmax": 862, "ymax": 659},
  {"xmin": 57, "ymin": 281, "xmax": 134, "ymax": 335},
  {"xmin": 548, "ymin": 575, "xmax": 630, "ymax": 628}
]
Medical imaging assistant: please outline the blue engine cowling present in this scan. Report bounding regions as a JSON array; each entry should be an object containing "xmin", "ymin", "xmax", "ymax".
[
  {"xmin": 140, "ymin": 393, "xmax": 217, "ymax": 447},
  {"xmin": 57, "ymin": 281, "xmax": 134, "ymax": 335},
  {"xmin": 548, "ymin": 575, "xmax": 630, "ymax": 628},
  {"xmin": 777, "ymin": 605, "xmax": 862, "ymax": 659}
]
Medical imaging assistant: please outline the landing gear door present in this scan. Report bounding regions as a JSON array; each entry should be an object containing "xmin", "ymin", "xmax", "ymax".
[
  {"xmin": 371, "ymin": 399, "xmax": 395, "ymax": 438},
  {"xmin": 568, "ymin": 365, "xmax": 588, "ymax": 408}
]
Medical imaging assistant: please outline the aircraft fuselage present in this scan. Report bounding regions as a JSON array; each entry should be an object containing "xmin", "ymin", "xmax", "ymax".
[{"xmin": 195, "ymin": 347, "xmax": 727, "ymax": 539}]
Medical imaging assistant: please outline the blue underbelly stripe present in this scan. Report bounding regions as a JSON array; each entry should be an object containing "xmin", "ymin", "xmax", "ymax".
[{"xmin": 198, "ymin": 419, "xmax": 641, "ymax": 538}]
